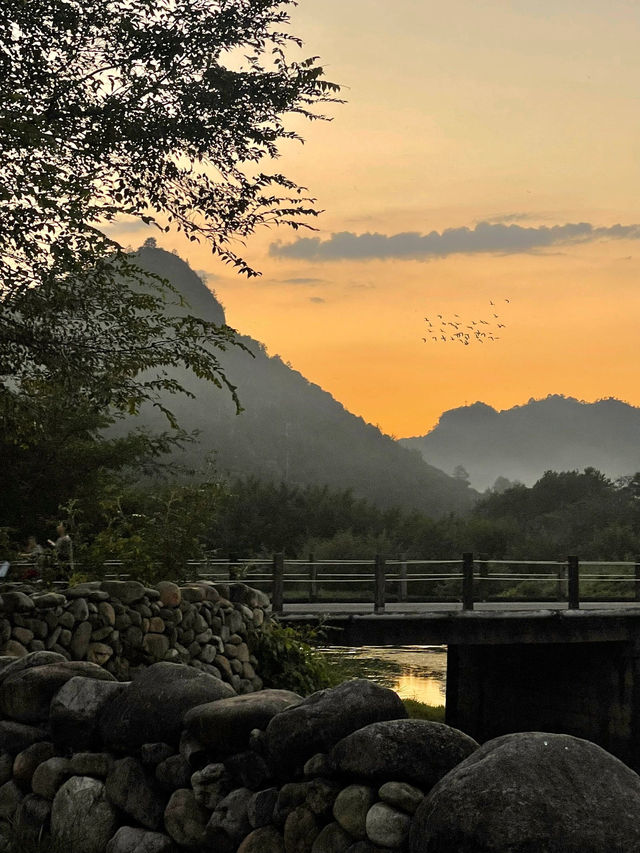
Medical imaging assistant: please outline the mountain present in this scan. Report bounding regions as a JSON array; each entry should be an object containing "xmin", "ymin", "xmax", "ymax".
[
  {"xmin": 120, "ymin": 246, "xmax": 475, "ymax": 515},
  {"xmin": 400, "ymin": 395, "xmax": 640, "ymax": 491}
]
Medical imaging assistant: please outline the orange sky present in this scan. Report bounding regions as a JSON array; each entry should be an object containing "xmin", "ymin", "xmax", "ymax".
[{"xmin": 112, "ymin": 0, "xmax": 640, "ymax": 437}]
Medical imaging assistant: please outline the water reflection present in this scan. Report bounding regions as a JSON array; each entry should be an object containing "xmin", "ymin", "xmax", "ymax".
[{"xmin": 320, "ymin": 645, "xmax": 447, "ymax": 706}]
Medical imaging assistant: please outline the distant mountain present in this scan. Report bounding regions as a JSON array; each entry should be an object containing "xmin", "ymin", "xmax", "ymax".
[
  {"xmin": 120, "ymin": 246, "xmax": 475, "ymax": 515},
  {"xmin": 400, "ymin": 395, "xmax": 640, "ymax": 490}
]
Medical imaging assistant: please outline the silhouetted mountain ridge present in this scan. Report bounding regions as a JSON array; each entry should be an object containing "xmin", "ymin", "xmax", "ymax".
[
  {"xmin": 124, "ymin": 246, "xmax": 475, "ymax": 515},
  {"xmin": 401, "ymin": 395, "xmax": 640, "ymax": 490}
]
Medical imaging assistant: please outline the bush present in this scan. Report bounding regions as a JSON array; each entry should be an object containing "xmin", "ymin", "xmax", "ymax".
[{"xmin": 248, "ymin": 621, "xmax": 339, "ymax": 696}]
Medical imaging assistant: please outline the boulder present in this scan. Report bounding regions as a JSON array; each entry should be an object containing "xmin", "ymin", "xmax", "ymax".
[
  {"xmin": 207, "ymin": 787, "xmax": 252, "ymax": 844},
  {"xmin": 70, "ymin": 752, "xmax": 114, "ymax": 778},
  {"xmin": 311, "ymin": 822, "xmax": 353, "ymax": 853},
  {"xmin": 51, "ymin": 776, "xmax": 119, "ymax": 853},
  {"xmin": 70, "ymin": 620, "xmax": 93, "ymax": 659},
  {"xmin": 185, "ymin": 689, "xmax": 302, "ymax": 757},
  {"xmin": 156, "ymin": 582, "xmax": 181, "ymax": 608},
  {"xmin": 164, "ymin": 788, "xmax": 209, "ymax": 851},
  {"xmin": 410, "ymin": 731, "xmax": 640, "ymax": 852},
  {"xmin": 0, "ymin": 591, "xmax": 35, "ymax": 613},
  {"xmin": 106, "ymin": 826, "xmax": 176, "ymax": 853},
  {"xmin": 12, "ymin": 741, "xmax": 55, "ymax": 788},
  {"xmin": 0, "ymin": 650, "xmax": 66, "ymax": 685},
  {"xmin": 98, "ymin": 662, "xmax": 235, "ymax": 750},
  {"xmin": 0, "ymin": 660, "xmax": 115, "ymax": 724},
  {"xmin": 283, "ymin": 805, "xmax": 321, "ymax": 853},
  {"xmin": 31, "ymin": 757, "xmax": 73, "ymax": 800},
  {"xmin": 156, "ymin": 755, "xmax": 192, "ymax": 792},
  {"xmin": 100, "ymin": 580, "xmax": 147, "ymax": 604},
  {"xmin": 366, "ymin": 802, "xmax": 410, "ymax": 848},
  {"xmin": 0, "ymin": 779, "xmax": 24, "ymax": 820},
  {"xmin": 0, "ymin": 720, "xmax": 48, "ymax": 754},
  {"xmin": 50, "ymin": 676, "xmax": 127, "ymax": 750},
  {"xmin": 378, "ymin": 781, "xmax": 424, "ymax": 815},
  {"xmin": 332, "ymin": 785, "xmax": 375, "ymax": 840},
  {"xmin": 247, "ymin": 787, "xmax": 278, "ymax": 829},
  {"xmin": 106, "ymin": 757, "xmax": 166, "ymax": 830},
  {"xmin": 331, "ymin": 720, "xmax": 478, "ymax": 788},
  {"xmin": 238, "ymin": 826, "xmax": 286, "ymax": 853},
  {"xmin": 14, "ymin": 793, "xmax": 52, "ymax": 842},
  {"xmin": 266, "ymin": 680, "xmax": 407, "ymax": 776}
]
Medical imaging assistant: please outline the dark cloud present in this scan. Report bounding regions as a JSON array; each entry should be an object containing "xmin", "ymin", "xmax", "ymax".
[
  {"xmin": 270, "ymin": 221, "xmax": 640, "ymax": 262},
  {"xmin": 280, "ymin": 277, "xmax": 326, "ymax": 285},
  {"xmin": 309, "ymin": 296, "xmax": 326, "ymax": 303}
]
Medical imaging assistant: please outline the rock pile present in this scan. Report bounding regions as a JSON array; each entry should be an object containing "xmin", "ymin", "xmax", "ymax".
[
  {"xmin": 0, "ymin": 656, "xmax": 481, "ymax": 853},
  {"xmin": 0, "ymin": 580, "xmax": 269, "ymax": 691}
]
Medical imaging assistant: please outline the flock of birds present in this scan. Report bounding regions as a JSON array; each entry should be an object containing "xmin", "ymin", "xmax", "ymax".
[{"xmin": 422, "ymin": 299, "xmax": 511, "ymax": 346}]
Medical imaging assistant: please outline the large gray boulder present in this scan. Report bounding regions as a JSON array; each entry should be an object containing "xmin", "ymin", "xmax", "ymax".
[
  {"xmin": 184, "ymin": 689, "xmax": 302, "ymax": 757},
  {"xmin": 0, "ymin": 661, "xmax": 115, "ymax": 724},
  {"xmin": 410, "ymin": 731, "xmax": 640, "ymax": 852},
  {"xmin": 265, "ymin": 680, "xmax": 407, "ymax": 776},
  {"xmin": 50, "ymin": 676, "xmax": 128, "ymax": 750},
  {"xmin": 51, "ymin": 776, "xmax": 119, "ymax": 853},
  {"xmin": 105, "ymin": 826, "xmax": 176, "ymax": 853},
  {"xmin": 331, "ymin": 720, "xmax": 478, "ymax": 788},
  {"xmin": 106, "ymin": 826, "xmax": 176, "ymax": 853},
  {"xmin": 106, "ymin": 757, "xmax": 166, "ymax": 830},
  {"xmin": 0, "ymin": 721, "xmax": 48, "ymax": 755},
  {"xmin": 0, "ymin": 651, "xmax": 66, "ymax": 685},
  {"xmin": 98, "ymin": 662, "xmax": 235, "ymax": 750}
]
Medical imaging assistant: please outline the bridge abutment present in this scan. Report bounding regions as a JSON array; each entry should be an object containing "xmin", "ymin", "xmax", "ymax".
[{"xmin": 446, "ymin": 639, "xmax": 640, "ymax": 770}]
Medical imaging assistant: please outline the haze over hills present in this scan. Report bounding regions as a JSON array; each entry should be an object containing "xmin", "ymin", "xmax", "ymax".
[
  {"xmin": 401, "ymin": 396, "xmax": 640, "ymax": 491},
  {"xmin": 122, "ymin": 246, "xmax": 475, "ymax": 515}
]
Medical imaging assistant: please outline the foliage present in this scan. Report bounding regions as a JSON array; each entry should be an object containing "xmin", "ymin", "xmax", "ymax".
[
  {"xmin": 0, "ymin": 390, "xmax": 186, "ymax": 542},
  {"xmin": 248, "ymin": 620, "xmax": 337, "ymax": 696},
  {"xmin": 403, "ymin": 699, "xmax": 446, "ymax": 723},
  {"xmin": 79, "ymin": 478, "xmax": 226, "ymax": 583},
  {"xmin": 1, "ymin": 0, "xmax": 340, "ymax": 428}
]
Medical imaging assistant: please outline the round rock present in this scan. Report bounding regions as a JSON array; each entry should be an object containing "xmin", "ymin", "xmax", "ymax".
[
  {"xmin": 331, "ymin": 720, "xmax": 478, "ymax": 788},
  {"xmin": 51, "ymin": 776, "xmax": 119, "ymax": 853},
  {"xmin": 98, "ymin": 662, "xmax": 235, "ymax": 750},
  {"xmin": 410, "ymin": 731, "xmax": 640, "ymax": 852},
  {"xmin": 366, "ymin": 802, "xmax": 411, "ymax": 848},
  {"xmin": 266, "ymin": 680, "xmax": 407, "ymax": 776},
  {"xmin": 0, "ymin": 661, "xmax": 116, "ymax": 724},
  {"xmin": 184, "ymin": 689, "xmax": 302, "ymax": 757}
]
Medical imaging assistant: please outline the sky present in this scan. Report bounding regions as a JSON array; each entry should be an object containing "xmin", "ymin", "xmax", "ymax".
[{"xmin": 112, "ymin": 0, "xmax": 640, "ymax": 437}]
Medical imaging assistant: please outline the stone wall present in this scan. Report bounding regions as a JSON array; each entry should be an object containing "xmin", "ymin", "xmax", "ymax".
[
  {"xmin": 0, "ymin": 580, "xmax": 269, "ymax": 691},
  {"xmin": 0, "ymin": 657, "xmax": 639, "ymax": 853}
]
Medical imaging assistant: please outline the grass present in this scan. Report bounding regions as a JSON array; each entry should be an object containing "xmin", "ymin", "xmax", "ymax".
[{"xmin": 403, "ymin": 698, "xmax": 446, "ymax": 722}]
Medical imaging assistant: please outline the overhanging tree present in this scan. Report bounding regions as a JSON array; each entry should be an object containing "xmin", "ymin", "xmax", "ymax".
[
  {"xmin": 0, "ymin": 0, "xmax": 339, "ymax": 533},
  {"xmin": 0, "ymin": 0, "xmax": 340, "ymax": 419}
]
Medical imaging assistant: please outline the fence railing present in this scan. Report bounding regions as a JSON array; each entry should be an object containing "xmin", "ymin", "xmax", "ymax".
[{"xmin": 10, "ymin": 553, "xmax": 640, "ymax": 615}]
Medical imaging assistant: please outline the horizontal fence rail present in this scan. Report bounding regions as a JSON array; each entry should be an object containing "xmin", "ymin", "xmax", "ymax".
[{"xmin": 8, "ymin": 553, "xmax": 640, "ymax": 615}]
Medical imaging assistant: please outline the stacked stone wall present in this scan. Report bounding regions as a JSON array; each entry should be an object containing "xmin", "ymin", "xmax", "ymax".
[{"xmin": 0, "ymin": 580, "xmax": 269, "ymax": 691}]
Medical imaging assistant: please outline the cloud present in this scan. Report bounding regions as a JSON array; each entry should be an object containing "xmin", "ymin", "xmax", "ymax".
[
  {"xmin": 280, "ymin": 277, "xmax": 326, "ymax": 285},
  {"xmin": 309, "ymin": 296, "xmax": 326, "ymax": 304},
  {"xmin": 270, "ymin": 221, "xmax": 640, "ymax": 262}
]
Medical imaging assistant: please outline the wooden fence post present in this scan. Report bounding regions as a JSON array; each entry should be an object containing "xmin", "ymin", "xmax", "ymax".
[
  {"xmin": 556, "ymin": 563, "xmax": 565, "ymax": 601},
  {"xmin": 635, "ymin": 556, "xmax": 640, "ymax": 602},
  {"xmin": 374, "ymin": 554, "xmax": 386, "ymax": 614},
  {"xmin": 462, "ymin": 552, "xmax": 474, "ymax": 611},
  {"xmin": 567, "ymin": 555, "xmax": 580, "ymax": 609},
  {"xmin": 272, "ymin": 552, "xmax": 284, "ymax": 615},
  {"xmin": 479, "ymin": 553, "xmax": 488, "ymax": 602},
  {"xmin": 309, "ymin": 552, "xmax": 317, "ymax": 603},
  {"xmin": 399, "ymin": 553, "xmax": 408, "ymax": 602}
]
